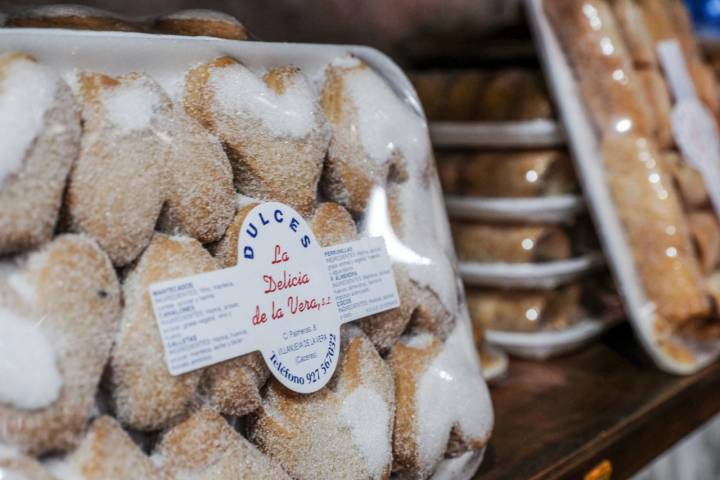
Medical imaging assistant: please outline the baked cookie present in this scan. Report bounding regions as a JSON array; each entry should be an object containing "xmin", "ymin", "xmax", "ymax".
[
  {"xmin": 66, "ymin": 72, "xmax": 234, "ymax": 266},
  {"xmin": 153, "ymin": 9, "xmax": 249, "ymax": 40},
  {"xmin": 0, "ymin": 53, "xmax": 81, "ymax": 255},
  {"xmin": 387, "ymin": 322, "xmax": 493, "ymax": 479},
  {"xmin": 185, "ymin": 57, "xmax": 329, "ymax": 216},
  {"xmin": 6, "ymin": 5, "xmax": 138, "ymax": 31},
  {"xmin": 689, "ymin": 211, "xmax": 720, "ymax": 275},
  {"xmin": 0, "ymin": 447, "xmax": 57, "ymax": 480},
  {"xmin": 320, "ymin": 55, "xmax": 431, "ymax": 215},
  {"xmin": 249, "ymin": 327, "xmax": 395, "ymax": 480},
  {"xmin": 48, "ymin": 416, "xmax": 160, "ymax": 480},
  {"xmin": 155, "ymin": 407, "xmax": 290, "ymax": 479},
  {"xmin": 108, "ymin": 234, "xmax": 217, "ymax": 430},
  {"xmin": 0, "ymin": 235, "xmax": 121, "ymax": 454}
]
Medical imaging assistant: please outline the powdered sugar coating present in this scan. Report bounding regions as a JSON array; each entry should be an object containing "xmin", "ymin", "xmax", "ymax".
[
  {"xmin": 339, "ymin": 386, "xmax": 392, "ymax": 479},
  {"xmin": 0, "ymin": 235, "xmax": 121, "ymax": 455},
  {"xmin": 0, "ymin": 53, "xmax": 80, "ymax": 255},
  {"xmin": 0, "ymin": 307, "xmax": 62, "ymax": 410},
  {"xmin": 0, "ymin": 55, "xmax": 58, "ymax": 185},
  {"xmin": 415, "ymin": 322, "xmax": 493, "ymax": 474},
  {"xmin": 100, "ymin": 81, "xmax": 162, "ymax": 134}
]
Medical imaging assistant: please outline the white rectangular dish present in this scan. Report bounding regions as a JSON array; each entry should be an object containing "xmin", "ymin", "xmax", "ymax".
[{"xmin": 526, "ymin": 0, "xmax": 720, "ymax": 374}]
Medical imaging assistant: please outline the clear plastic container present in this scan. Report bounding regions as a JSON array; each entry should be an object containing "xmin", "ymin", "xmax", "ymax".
[{"xmin": 0, "ymin": 29, "xmax": 492, "ymax": 480}]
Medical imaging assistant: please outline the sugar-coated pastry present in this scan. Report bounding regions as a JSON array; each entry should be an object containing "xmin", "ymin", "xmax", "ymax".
[
  {"xmin": 689, "ymin": 211, "xmax": 720, "ymax": 275},
  {"xmin": 108, "ymin": 234, "xmax": 217, "ymax": 430},
  {"xmin": 155, "ymin": 407, "xmax": 290, "ymax": 480},
  {"xmin": 6, "ymin": 5, "xmax": 138, "ymax": 31},
  {"xmin": 211, "ymin": 198, "xmax": 259, "ymax": 268},
  {"xmin": 545, "ymin": 0, "xmax": 654, "ymax": 137},
  {"xmin": 466, "ymin": 286, "xmax": 580, "ymax": 332},
  {"xmin": 67, "ymin": 71, "xmax": 234, "ymax": 266},
  {"xmin": 320, "ymin": 56, "xmax": 431, "ymax": 215},
  {"xmin": 185, "ymin": 57, "xmax": 329, "ymax": 216},
  {"xmin": 156, "ymin": 109, "xmax": 235, "ymax": 243},
  {"xmin": 436, "ymin": 150, "xmax": 576, "ymax": 197},
  {"xmin": 662, "ymin": 151, "xmax": 709, "ymax": 208},
  {"xmin": 309, "ymin": 202, "xmax": 358, "ymax": 247},
  {"xmin": 602, "ymin": 133, "xmax": 709, "ymax": 325},
  {"xmin": 451, "ymin": 222, "xmax": 572, "ymax": 263},
  {"xmin": 0, "ymin": 53, "xmax": 81, "ymax": 255},
  {"xmin": 610, "ymin": 0, "xmax": 658, "ymax": 67},
  {"xmin": 48, "ymin": 416, "xmax": 160, "ymax": 480},
  {"xmin": 387, "ymin": 323, "xmax": 493, "ymax": 479},
  {"xmin": 249, "ymin": 327, "xmax": 395, "ymax": 480},
  {"xmin": 0, "ymin": 235, "xmax": 121, "ymax": 454},
  {"xmin": 637, "ymin": 68, "xmax": 674, "ymax": 149},
  {"xmin": 0, "ymin": 448, "xmax": 58, "ymax": 480},
  {"xmin": 153, "ymin": 9, "xmax": 249, "ymax": 40}
]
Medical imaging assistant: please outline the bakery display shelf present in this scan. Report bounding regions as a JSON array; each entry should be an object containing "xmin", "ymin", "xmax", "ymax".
[
  {"xmin": 475, "ymin": 323, "xmax": 720, "ymax": 480},
  {"xmin": 445, "ymin": 194, "xmax": 583, "ymax": 224},
  {"xmin": 430, "ymin": 119, "xmax": 564, "ymax": 148}
]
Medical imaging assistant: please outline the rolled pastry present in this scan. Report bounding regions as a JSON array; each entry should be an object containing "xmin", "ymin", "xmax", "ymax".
[
  {"xmin": 545, "ymin": 0, "xmax": 654, "ymax": 137},
  {"xmin": 153, "ymin": 9, "xmax": 249, "ymax": 39},
  {"xmin": 320, "ymin": 56, "xmax": 431, "ymax": 214},
  {"xmin": 0, "ymin": 53, "xmax": 81, "ymax": 255},
  {"xmin": 67, "ymin": 72, "xmax": 234, "ymax": 266},
  {"xmin": 637, "ymin": 68, "xmax": 674, "ymax": 149},
  {"xmin": 108, "ymin": 234, "xmax": 217, "ymax": 430},
  {"xmin": 409, "ymin": 71, "xmax": 451, "ymax": 121},
  {"xmin": 662, "ymin": 151, "xmax": 709, "ymax": 209},
  {"xmin": 610, "ymin": 0, "xmax": 658, "ymax": 67},
  {"xmin": 0, "ymin": 235, "xmax": 121, "ymax": 454},
  {"xmin": 387, "ymin": 323, "xmax": 493, "ymax": 479},
  {"xmin": 49, "ymin": 416, "xmax": 160, "ymax": 480},
  {"xmin": 249, "ymin": 327, "xmax": 395, "ymax": 480},
  {"xmin": 156, "ymin": 407, "xmax": 290, "ymax": 479},
  {"xmin": 185, "ymin": 57, "xmax": 329, "ymax": 216},
  {"xmin": 475, "ymin": 70, "xmax": 554, "ymax": 121},
  {"xmin": 6, "ymin": 5, "xmax": 138, "ymax": 31},
  {"xmin": 436, "ymin": 149, "xmax": 576, "ymax": 197},
  {"xmin": 442, "ymin": 71, "xmax": 485, "ymax": 121},
  {"xmin": 465, "ymin": 285, "xmax": 581, "ymax": 332},
  {"xmin": 602, "ymin": 133, "xmax": 709, "ymax": 325},
  {"xmin": 688, "ymin": 211, "xmax": 720, "ymax": 274},
  {"xmin": 309, "ymin": 202, "xmax": 358, "ymax": 247},
  {"xmin": 451, "ymin": 222, "xmax": 572, "ymax": 263}
]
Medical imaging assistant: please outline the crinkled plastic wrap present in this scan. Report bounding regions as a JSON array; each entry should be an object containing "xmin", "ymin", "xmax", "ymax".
[
  {"xmin": 0, "ymin": 30, "xmax": 492, "ymax": 480},
  {"xmin": 534, "ymin": 0, "xmax": 720, "ymax": 372}
]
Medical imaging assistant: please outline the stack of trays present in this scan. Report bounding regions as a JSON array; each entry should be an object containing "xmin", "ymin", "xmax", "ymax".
[{"xmin": 412, "ymin": 70, "xmax": 621, "ymax": 360}]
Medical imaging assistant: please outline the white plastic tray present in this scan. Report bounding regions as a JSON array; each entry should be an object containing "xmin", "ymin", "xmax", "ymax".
[
  {"xmin": 430, "ymin": 449, "xmax": 486, "ymax": 480},
  {"xmin": 445, "ymin": 194, "xmax": 584, "ymax": 224},
  {"xmin": 430, "ymin": 119, "xmax": 565, "ymax": 148},
  {"xmin": 527, "ymin": 0, "xmax": 720, "ymax": 374},
  {"xmin": 485, "ymin": 316, "xmax": 621, "ymax": 360},
  {"xmin": 460, "ymin": 252, "xmax": 604, "ymax": 289}
]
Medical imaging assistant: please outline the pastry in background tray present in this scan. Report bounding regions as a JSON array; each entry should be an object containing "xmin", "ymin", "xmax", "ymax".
[
  {"xmin": 153, "ymin": 9, "xmax": 249, "ymax": 40},
  {"xmin": 411, "ymin": 69, "xmax": 553, "ymax": 122},
  {"xmin": 387, "ymin": 323, "xmax": 493, "ymax": 479},
  {"xmin": 602, "ymin": 133, "xmax": 709, "ymax": 326},
  {"xmin": 436, "ymin": 149, "xmax": 577, "ymax": 197},
  {"xmin": 5, "ymin": 5, "xmax": 139, "ymax": 32},
  {"xmin": 544, "ymin": 0, "xmax": 654, "ymax": 138},
  {"xmin": 466, "ymin": 284, "xmax": 581, "ymax": 332},
  {"xmin": 662, "ymin": 151, "xmax": 709, "ymax": 209},
  {"xmin": 451, "ymin": 222, "xmax": 572, "ymax": 263},
  {"xmin": 0, "ymin": 53, "xmax": 81, "ymax": 255},
  {"xmin": 0, "ymin": 235, "xmax": 121, "ymax": 454},
  {"xmin": 689, "ymin": 211, "xmax": 720, "ymax": 275},
  {"xmin": 610, "ymin": 0, "xmax": 657, "ymax": 67},
  {"xmin": 185, "ymin": 57, "xmax": 329, "ymax": 217},
  {"xmin": 637, "ymin": 69, "xmax": 673, "ymax": 148}
]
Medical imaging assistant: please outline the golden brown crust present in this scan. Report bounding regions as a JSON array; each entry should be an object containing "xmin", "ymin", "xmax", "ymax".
[
  {"xmin": 309, "ymin": 202, "xmax": 358, "ymax": 247},
  {"xmin": 466, "ymin": 286, "xmax": 580, "ymax": 332},
  {"xmin": 637, "ymin": 68, "xmax": 674, "ymax": 149},
  {"xmin": 662, "ymin": 151, "xmax": 709, "ymax": 209},
  {"xmin": 602, "ymin": 134, "xmax": 709, "ymax": 325},
  {"xmin": 451, "ymin": 222, "xmax": 572, "ymax": 263},
  {"xmin": 688, "ymin": 211, "xmax": 720, "ymax": 274},
  {"xmin": 153, "ymin": 10, "xmax": 249, "ymax": 40},
  {"xmin": 610, "ymin": 0, "xmax": 658, "ymax": 67},
  {"xmin": 6, "ymin": 6, "xmax": 138, "ymax": 32},
  {"xmin": 545, "ymin": 0, "xmax": 654, "ymax": 137},
  {"xmin": 436, "ymin": 149, "xmax": 576, "ymax": 198}
]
